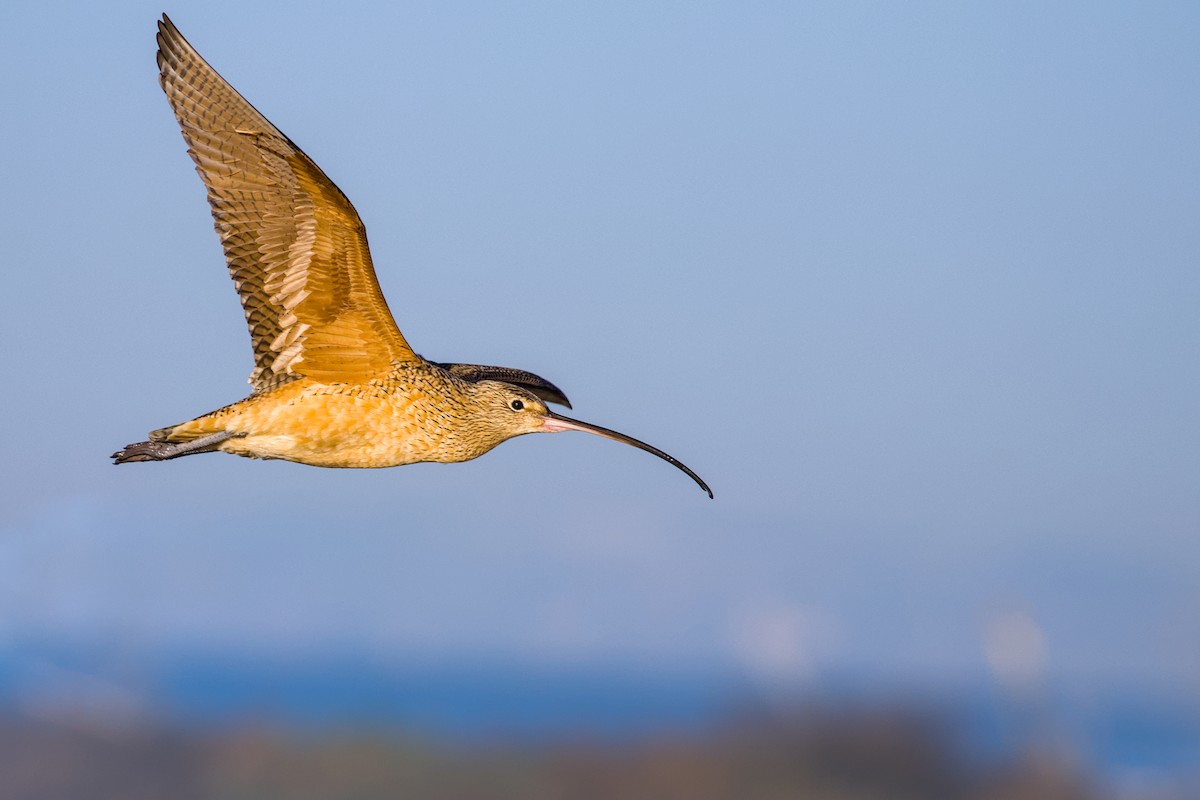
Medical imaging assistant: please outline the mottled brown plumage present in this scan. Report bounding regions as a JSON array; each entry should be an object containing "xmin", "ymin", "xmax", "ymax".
[{"xmin": 112, "ymin": 15, "xmax": 712, "ymax": 499}]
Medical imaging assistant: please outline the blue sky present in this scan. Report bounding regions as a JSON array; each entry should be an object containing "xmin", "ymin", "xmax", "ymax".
[{"xmin": 1, "ymin": 0, "xmax": 1198, "ymax": 718}]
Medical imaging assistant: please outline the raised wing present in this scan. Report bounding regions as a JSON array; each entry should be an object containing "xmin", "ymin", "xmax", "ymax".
[{"xmin": 156, "ymin": 14, "xmax": 418, "ymax": 391}]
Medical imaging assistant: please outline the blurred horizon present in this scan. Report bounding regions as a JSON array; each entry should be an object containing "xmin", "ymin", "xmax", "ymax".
[
  {"xmin": 1, "ymin": 1, "xmax": 1197, "ymax": 797},
  {"xmin": 1, "ymin": 640, "xmax": 1197, "ymax": 798}
]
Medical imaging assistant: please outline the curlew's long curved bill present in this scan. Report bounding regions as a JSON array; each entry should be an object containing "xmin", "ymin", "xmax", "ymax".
[{"xmin": 540, "ymin": 412, "xmax": 713, "ymax": 499}]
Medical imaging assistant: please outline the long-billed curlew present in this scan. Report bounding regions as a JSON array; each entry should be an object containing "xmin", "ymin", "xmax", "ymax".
[{"xmin": 113, "ymin": 15, "xmax": 712, "ymax": 498}]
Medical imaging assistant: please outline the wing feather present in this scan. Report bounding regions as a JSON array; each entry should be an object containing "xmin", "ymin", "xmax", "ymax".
[
  {"xmin": 156, "ymin": 15, "xmax": 418, "ymax": 391},
  {"xmin": 434, "ymin": 362, "xmax": 573, "ymax": 408}
]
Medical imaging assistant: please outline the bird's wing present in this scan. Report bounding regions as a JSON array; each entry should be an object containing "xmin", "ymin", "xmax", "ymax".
[
  {"xmin": 434, "ymin": 362, "xmax": 573, "ymax": 408},
  {"xmin": 156, "ymin": 14, "xmax": 419, "ymax": 391}
]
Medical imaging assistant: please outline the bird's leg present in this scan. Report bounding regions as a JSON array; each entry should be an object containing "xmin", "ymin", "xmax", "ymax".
[{"xmin": 111, "ymin": 431, "xmax": 241, "ymax": 464}]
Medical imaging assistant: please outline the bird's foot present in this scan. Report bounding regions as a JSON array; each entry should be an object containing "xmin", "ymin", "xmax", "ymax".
[
  {"xmin": 112, "ymin": 440, "xmax": 177, "ymax": 463},
  {"xmin": 111, "ymin": 431, "xmax": 241, "ymax": 464}
]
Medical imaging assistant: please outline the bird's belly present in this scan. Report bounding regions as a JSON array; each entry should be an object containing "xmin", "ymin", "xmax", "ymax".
[{"xmin": 217, "ymin": 385, "xmax": 448, "ymax": 469}]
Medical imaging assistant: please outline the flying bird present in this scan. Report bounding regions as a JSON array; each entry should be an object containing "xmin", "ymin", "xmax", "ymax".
[{"xmin": 113, "ymin": 15, "xmax": 712, "ymax": 498}]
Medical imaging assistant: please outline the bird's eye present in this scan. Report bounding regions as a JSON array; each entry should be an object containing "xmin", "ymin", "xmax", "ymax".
[{"xmin": 510, "ymin": 399, "xmax": 524, "ymax": 411}]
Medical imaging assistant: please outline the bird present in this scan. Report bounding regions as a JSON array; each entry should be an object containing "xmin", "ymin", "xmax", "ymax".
[{"xmin": 112, "ymin": 15, "xmax": 712, "ymax": 499}]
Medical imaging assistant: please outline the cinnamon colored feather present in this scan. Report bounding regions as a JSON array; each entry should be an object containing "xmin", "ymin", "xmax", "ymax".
[{"xmin": 113, "ymin": 15, "xmax": 712, "ymax": 499}]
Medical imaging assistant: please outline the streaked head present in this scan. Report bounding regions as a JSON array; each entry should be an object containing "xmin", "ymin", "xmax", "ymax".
[{"xmin": 469, "ymin": 380, "xmax": 712, "ymax": 498}]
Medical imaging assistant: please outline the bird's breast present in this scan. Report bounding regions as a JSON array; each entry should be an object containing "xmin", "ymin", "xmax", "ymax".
[{"xmin": 217, "ymin": 378, "xmax": 476, "ymax": 468}]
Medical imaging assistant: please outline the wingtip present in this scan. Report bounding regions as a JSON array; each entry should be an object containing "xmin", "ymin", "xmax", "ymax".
[
  {"xmin": 156, "ymin": 13, "xmax": 178, "ymax": 70},
  {"xmin": 156, "ymin": 13, "xmax": 188, "ymax": 59}
]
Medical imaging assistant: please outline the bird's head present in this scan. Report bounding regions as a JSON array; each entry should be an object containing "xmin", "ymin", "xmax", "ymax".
[
  {"xmin": 465, "ymin": 380, "xmax": 713, "ymax": 498},
  {"xmin": 469, "ymin": 380, "xmax": 556, "ymax": 440}
]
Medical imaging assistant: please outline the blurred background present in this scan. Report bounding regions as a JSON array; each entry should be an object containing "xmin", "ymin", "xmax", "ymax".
[{"xmin": 1, "ymin": 1, "xmax": 1197, "ymax": 797}]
